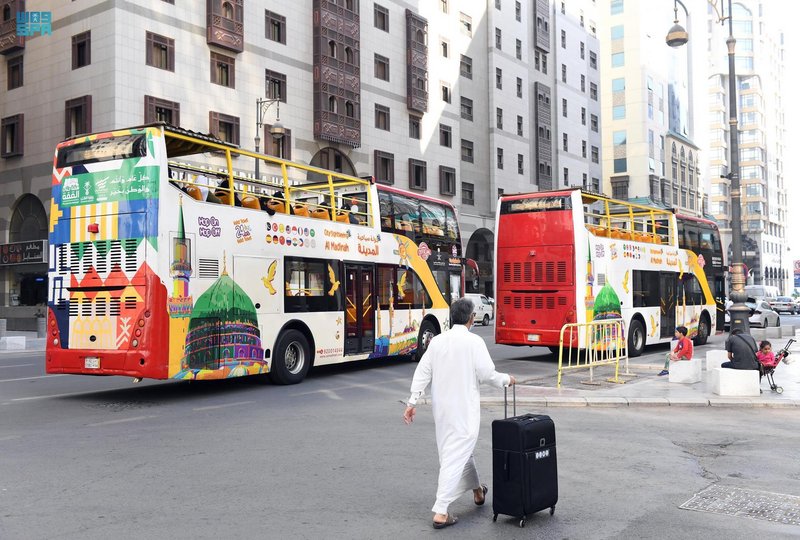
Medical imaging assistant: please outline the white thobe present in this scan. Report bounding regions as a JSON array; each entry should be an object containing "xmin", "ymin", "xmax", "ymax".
[{"xmin": 408, "ymin": 325, "xmax": 510, "ymax": 515}]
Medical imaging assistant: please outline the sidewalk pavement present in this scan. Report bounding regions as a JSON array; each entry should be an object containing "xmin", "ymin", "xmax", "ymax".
[{"xmin": 478, "ymin": 331, "xmax": 800, "ymax": 408}]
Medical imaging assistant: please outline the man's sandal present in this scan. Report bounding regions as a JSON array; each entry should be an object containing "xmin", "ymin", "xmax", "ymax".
[
  {"xmin": 474, "ymin": 484, "xmax": 488, "ymax": 506},
  {"xmin": 432, "ymin": 514, "xmax": 458, "ymax": 529}
]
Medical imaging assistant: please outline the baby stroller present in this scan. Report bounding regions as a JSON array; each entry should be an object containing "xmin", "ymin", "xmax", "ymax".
[{"xmin": 759, "ymin": 338, "xmax": 794, "ymax": 394}]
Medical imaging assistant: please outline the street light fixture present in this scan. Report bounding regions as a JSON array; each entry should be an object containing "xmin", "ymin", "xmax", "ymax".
[
  {"xmin": 254, "ymin": 97, "xmax": 286, "ymax": 180},
  {"xmin": 666, "ymin": 0, "xmax": 749, "ymax": 333}
]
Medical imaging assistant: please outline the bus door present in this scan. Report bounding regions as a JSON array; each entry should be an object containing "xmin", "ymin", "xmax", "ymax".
[
  {"xmin": 660, "ymin": 272, "xmax": 677, "ymax": 338},
  {"xmin": 344, "ymin": 264, "xmax": 375, "ymax": 354}
]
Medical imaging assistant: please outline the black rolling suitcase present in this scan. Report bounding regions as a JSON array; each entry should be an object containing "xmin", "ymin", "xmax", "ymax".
[{"xmin": 491, "ymin": 386, "xmax": 558, "ymax": 527}]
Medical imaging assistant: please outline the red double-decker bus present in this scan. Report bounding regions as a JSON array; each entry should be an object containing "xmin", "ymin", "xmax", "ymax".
[{"xmin": 494, "ymin": 189, "xmax": 717, "ymax": 356}]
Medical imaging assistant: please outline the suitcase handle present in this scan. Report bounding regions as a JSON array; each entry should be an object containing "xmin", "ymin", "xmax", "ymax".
[{"xmin": 504, "ymin": 384, "xmax": 516, "ymax": 419}]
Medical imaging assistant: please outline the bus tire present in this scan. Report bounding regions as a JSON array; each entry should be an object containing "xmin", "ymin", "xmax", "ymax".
[
  {"xmin": 415, "ymin": 320, "xmax": 438, "ymax": 362},
  {"xmin": 694, "ymin": 314, "xmax": 710, "ymax": 346},
  {"xmin": 627, "ymin": 319, "xmax": 646, "ymax": 358},
  {"xmin": 270, "ymin": 329, "xmax": 312, "ymax": 385}
]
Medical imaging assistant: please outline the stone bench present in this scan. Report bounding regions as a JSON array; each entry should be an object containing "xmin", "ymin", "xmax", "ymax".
[
  {"xmin": 706, "ymin": 350, "xmax": 728, "ymax": 371},
  {"xmin": 766, "ymin": 327, "xmax": 781, "ymax": 339},
  {"xmin": 710, "ymin": 367, "xmax": 760, "ymax": 396},
  {"xmin": 780, "ymin": 325, "xmax": 795, "ymax": 338},
  {"xmin": 0, "ymin": 336, "xmax": 26, "ymax": 350},
  {"xmin": 668, "ymin": 357, "xmax": 702, "ymax": 384}
]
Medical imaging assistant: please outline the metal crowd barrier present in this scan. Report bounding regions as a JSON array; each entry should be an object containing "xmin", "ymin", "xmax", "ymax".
[{"xmin": 556, "ymin": 320, "xmax": 628, "ymax": 388}]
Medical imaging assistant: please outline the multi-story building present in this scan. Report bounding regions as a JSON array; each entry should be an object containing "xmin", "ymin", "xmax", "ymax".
[
  {"xmin": 598, "ymin": 0, "xmax": 701, "ymax": 214},
  {"xmin": 552, "ymin": 0, "xmax": 602, "ymax": 193},
  {"xmin": 2, "ymin": 1, "xmax": 605, "ymax": 326},
  {"xmin": 706, "ymin": 1, "xmax": 788, "ymax": 293}
]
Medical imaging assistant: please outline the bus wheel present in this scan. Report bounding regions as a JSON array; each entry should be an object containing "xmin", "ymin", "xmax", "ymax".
[
  {"xmin": 270, "ymin": 329, "xmax": 311, "ymax": 385},
  {"xmin": 415, "ymin": 320, "xmax": 438, "ymax": 361},
  {"xmin": 694, "ymin": 315, "xmax": 710, "ymax": 346},
  {"xmin": 627, "ymin": 319, "xmax": 645, "ymax": 358}
]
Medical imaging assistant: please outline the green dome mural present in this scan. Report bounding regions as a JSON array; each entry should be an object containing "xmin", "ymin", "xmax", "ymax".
[
  {"xmin": 593, "ymin": 283, "xmax": 621, "ymax": 320},
  {"xmin": 189, "ymin": 273, "xmax": 258, "ymax": 328}
]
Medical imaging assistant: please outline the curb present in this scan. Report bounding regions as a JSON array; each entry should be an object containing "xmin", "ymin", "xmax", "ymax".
[{"xmin": 480, "ymin": 396, "xmax": 800, "ymax": 408}]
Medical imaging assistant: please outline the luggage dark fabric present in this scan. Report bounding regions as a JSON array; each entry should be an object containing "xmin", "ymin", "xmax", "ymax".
[{"xmin": 491, "ymin": 387, "xmax": 558, "ymax": 527}]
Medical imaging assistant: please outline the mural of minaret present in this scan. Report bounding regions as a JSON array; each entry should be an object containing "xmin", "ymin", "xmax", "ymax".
[
  {"xmin": 585, "ymin": 239, "xmax": 595, "ymax": 322},
  {"xmin": 168, "ymin": 197, "xmax": 193, "ymax": 318}
]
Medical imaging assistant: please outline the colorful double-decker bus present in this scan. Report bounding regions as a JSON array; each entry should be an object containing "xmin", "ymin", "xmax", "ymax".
[
  {"xmin": 46, "ymin": 123, "xmax": 463, "ymax": 384},
  {"xmin": 494, "ymin": 189, "xmax": 717, "ymax": 356}
]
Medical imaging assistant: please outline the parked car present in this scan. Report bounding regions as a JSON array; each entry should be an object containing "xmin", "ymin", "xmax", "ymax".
[
  {"xmin": 769, "ymin": 296, "xmax": 797, "ymax": 315},
  {"xmin": 724, "ymin": 300, "xmax": 781, "ymax": 329},
  {"xmin": 464, "ymin": 293, "xmax": 494, "ymax": 326}
]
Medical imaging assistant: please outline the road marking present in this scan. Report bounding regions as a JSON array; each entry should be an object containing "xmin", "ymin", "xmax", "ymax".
[
  {"xmin": 0, "ymin": 363, "xmax": 35, "ymax": 369},
  {"xmin": 0, "ymin": 374, "xmax": 65, "ymax": 383},
  {"xmin": 87, "ymin": 415, "xmax": 157, "ymax": 427},
  {"xmin": 11, "ymin": 389, "xmax": 106, "ymax": 402},
  {"xmin": 193, "ymin": 400, "xmax": 254, "ymax": 411}
]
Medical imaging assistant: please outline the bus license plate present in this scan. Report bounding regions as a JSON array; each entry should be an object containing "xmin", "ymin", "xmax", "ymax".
[
  {"xmin": 85, "ymin": 357, "xmax": 100, "ymax": 369},
  {"xmin": 527, "ymin": 334, "xmax": 540, "ymax": 342}
]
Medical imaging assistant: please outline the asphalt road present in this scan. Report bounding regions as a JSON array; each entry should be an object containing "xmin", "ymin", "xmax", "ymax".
[{"xmin": 2, "ymin": 326, "xmax": 800, "ymax": 539}]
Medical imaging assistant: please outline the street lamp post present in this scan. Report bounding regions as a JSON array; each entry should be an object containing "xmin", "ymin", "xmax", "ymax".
[
  {"xmin": 254, "ymin": 98, "xmax": 286, "ymax": 180},
  {"xmin": 667, "ymin": 0, "xmax": 749, "ymax": 333}
]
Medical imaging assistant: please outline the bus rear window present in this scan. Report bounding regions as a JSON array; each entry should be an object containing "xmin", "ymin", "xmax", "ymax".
[
  {"xmin": 500, "ymin": 196, "xmax": 572, "ymax": 214},
  {"xmin": 57, "ymin": 134, "xmax": 147, "ymax": 168}
]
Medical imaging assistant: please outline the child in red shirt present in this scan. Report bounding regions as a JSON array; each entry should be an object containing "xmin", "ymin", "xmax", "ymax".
[{"xmin": 659, "ymin": 326, "xmax": 693, "ymax": 376}]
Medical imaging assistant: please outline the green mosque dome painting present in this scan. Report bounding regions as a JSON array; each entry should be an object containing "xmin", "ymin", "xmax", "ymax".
[
  {"xmin": 592, "ymin": 283, "xmax": 622, "ymax": 321},
  {"xmin": 182, "ymin": 266, "xmax": 264, "ymax": 372}
]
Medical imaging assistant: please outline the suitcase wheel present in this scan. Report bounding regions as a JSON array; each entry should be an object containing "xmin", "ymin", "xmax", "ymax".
[
  {"xmin": 492, "ymin": 514, "xmax": 498, "ymax": 522},
  {"xmin": 519, "ymin": 518, "xmax": 526, "ymax": 528},
  {"xmin": 550, "ymin": 505, "xmax": 556, "ymax": 515}
]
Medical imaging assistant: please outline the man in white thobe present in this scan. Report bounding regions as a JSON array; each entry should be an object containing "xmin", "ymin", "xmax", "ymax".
[{"xmin": 403, "ymin": 297, "xmax": 514, "ymax": 529}]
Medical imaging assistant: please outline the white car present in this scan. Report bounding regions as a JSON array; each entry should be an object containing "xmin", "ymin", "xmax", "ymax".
[
  {"xmin": 464, "ymin": 293, "xmax": 494, "ymax": 326},
  {"xmin": 724, "ymin": 300, "xmax": 781, "ymax": 329}
]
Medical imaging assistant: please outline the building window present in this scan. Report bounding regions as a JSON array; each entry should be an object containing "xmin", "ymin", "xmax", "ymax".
[
  {"xmin": 611, "ymin": 52, "xmax": 624, "ymax": 67},
  {"xmin": 265, "ymin": 10, "xmax": 286, "ymax": 44},
  {"xmin": 440, "ymin": 39, "xmax": 449, "ymax": 58},
  {"xmin": 580, "ymin": 41, "xmax": 585, "ymax": 59},
  {"xmin": 460, "ymin": 13, "xmax": 472, "ymax": 36},
  {"xmin": 439, "ymin": 124, "xmax": 452, "ymax": 147},
  {"xmin": 563, "ymin": 167, "xmax": 569, "ymax": 186},
  {"xmin": 462, "ymin": 182, "xmax": 474, "ymax": 205},
  {"xmin": 409, "ymin": 159, "xmax": 427, "ymax": 190},
  {"xmin": 146, "ymin": 32, "xmax": 174, "ymax": 71},
  {"xmin": 460, "ymin": 97, "xmax": 473, "ymax": 121},
  {"xmin": 495, "ymin": 68, "xmax": 503, "ymax": 89},
  {"xmin": 611, "ymin": 0, "xmax": 623, "ymax": 15},
  {"xmin": 581, "ymin": 74, "xmax": 586, "ymax": 92},
  {"xmin": 561, "ymin": 64, "xmax": 567, "ymax": 83},
  {"xmin": 581, "ymin": 140, "xmax": 587, "ymax": 158},
  {"xmin": 265, "ymin": 70, "xmax": 287, "ymax": 102},
  {"xmin": 441, "ymin": 83, "xmax": 452, "ymax": 103},
  {"xmin": 517, "ymin": 115, "xmax": 523, "ymax": 136},
  {"xmin": 611, "ymin": 178, "xmax": 629, "ymax": 199},
  {"xmin": 581, "ymin": 107, "xmax": 586, "ymax": 125},
  {"xmin": 374, "ymin": 150, "xmax": 395, "ymax": 185},
  {"xmin": 1, "ymin": 114, "xmax": 23, "ymax": 158},
  {"xmin": 374, "ymin": 4, "xmax": 389, "ymax": 31},
  {"xmin": 375, "ymin": 104, "xmax": 390, "ymax": 131},
  {"xmin": 516, "ymin": 1, "xmax": 521, "ymax": 21},
  {"xmin": 495, "ymin": 0, "xmax": 501, "ymax": 9},
  {"xmin": 590, "ymin": 113, "xmax": 598, "ymax": 132},
  {"xmin": 209, "ymin": 111, "xmax": 240, "ymax": 145},
  {"xmin": 145, "ymin": 95, "xmax": 180, "ymax": 125},
  {"xmin": 590, "ymin": 82, "xmax": 598, "ymax": 100},
  {"xmin": 211, "ymin": 52, "xmax": 235, "ymax": 88},
  {"xmin": 561, "ymin": 30, "xmax": 566, "ymax": 48},
  {"xmin": 562, "ymin": 98, "xmax": 567, "ymax": 117},
  {"xmin": 461, "ymin": 139, "xmax": 474, "ymax": 163},
  {"xmin": 516, "ymin": 77, "xmax": 523, "ymax": 98},
  {"xmin": 497, "ymin": 147, "xmax": 504, "ymax": 169},
  {"xmin": 439, "ymin": 166, "xmax": 456, "ymax": 196},
  {"xmin": 65, "ymin": 96, "xmax": 92, "ymax": 138},
  {"xmin": 72, "ymin": 31, "xmax": 91, "ymax": 70},
  {"xmin": 264, "ymin": 125, "xmax": 292, "ymax": 159},
  {"xmin": 496, "ymin": 108, "xmax": 503, "ymax": 129},
  {"xmin": 517, "ymin": 154, "xmax": 524, "ymax": 174},
  {"xmin": 375, "ymin": 54, "xmax": 390, "ymax": 81},
  {"xmin": 582, "ymin": 173, "xmax": 588, "ymax": 188},
  {"xmin": 516, "ymin": 39, "xmax": 522, "ymax": 60},
  {"xmin": 441, "ymin": 0, "xmax": 448, "ymax": 13},
  {"xmin": 562, "ymin": 133, "xmax": 568, "ymax": 152},
  {"xmin": 460, "ymin": 55, "xmax": 472, "ymax": 79},
  {"xmin": 591, "ymin": 146, "xmax": 599, "ymax": 163},
  {"xmin": 495, "ymin": 27, "xmax": 502, "ymax": 49},
  {"xmin": 409, "ymin": 115, "xmax": 421, "ymax": 139},
  {"xmin": 613, "ymin": 105, "xmax": 625, "ymax": 119},
  {"xmin": 7, "ymin": 55, "xmax": 22, "ymax": 90}
]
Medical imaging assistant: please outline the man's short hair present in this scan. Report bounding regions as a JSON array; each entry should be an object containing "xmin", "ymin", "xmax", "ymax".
[{"xmin": 450, "ymin": 298, "xmax": 474, "ymax": 326}]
